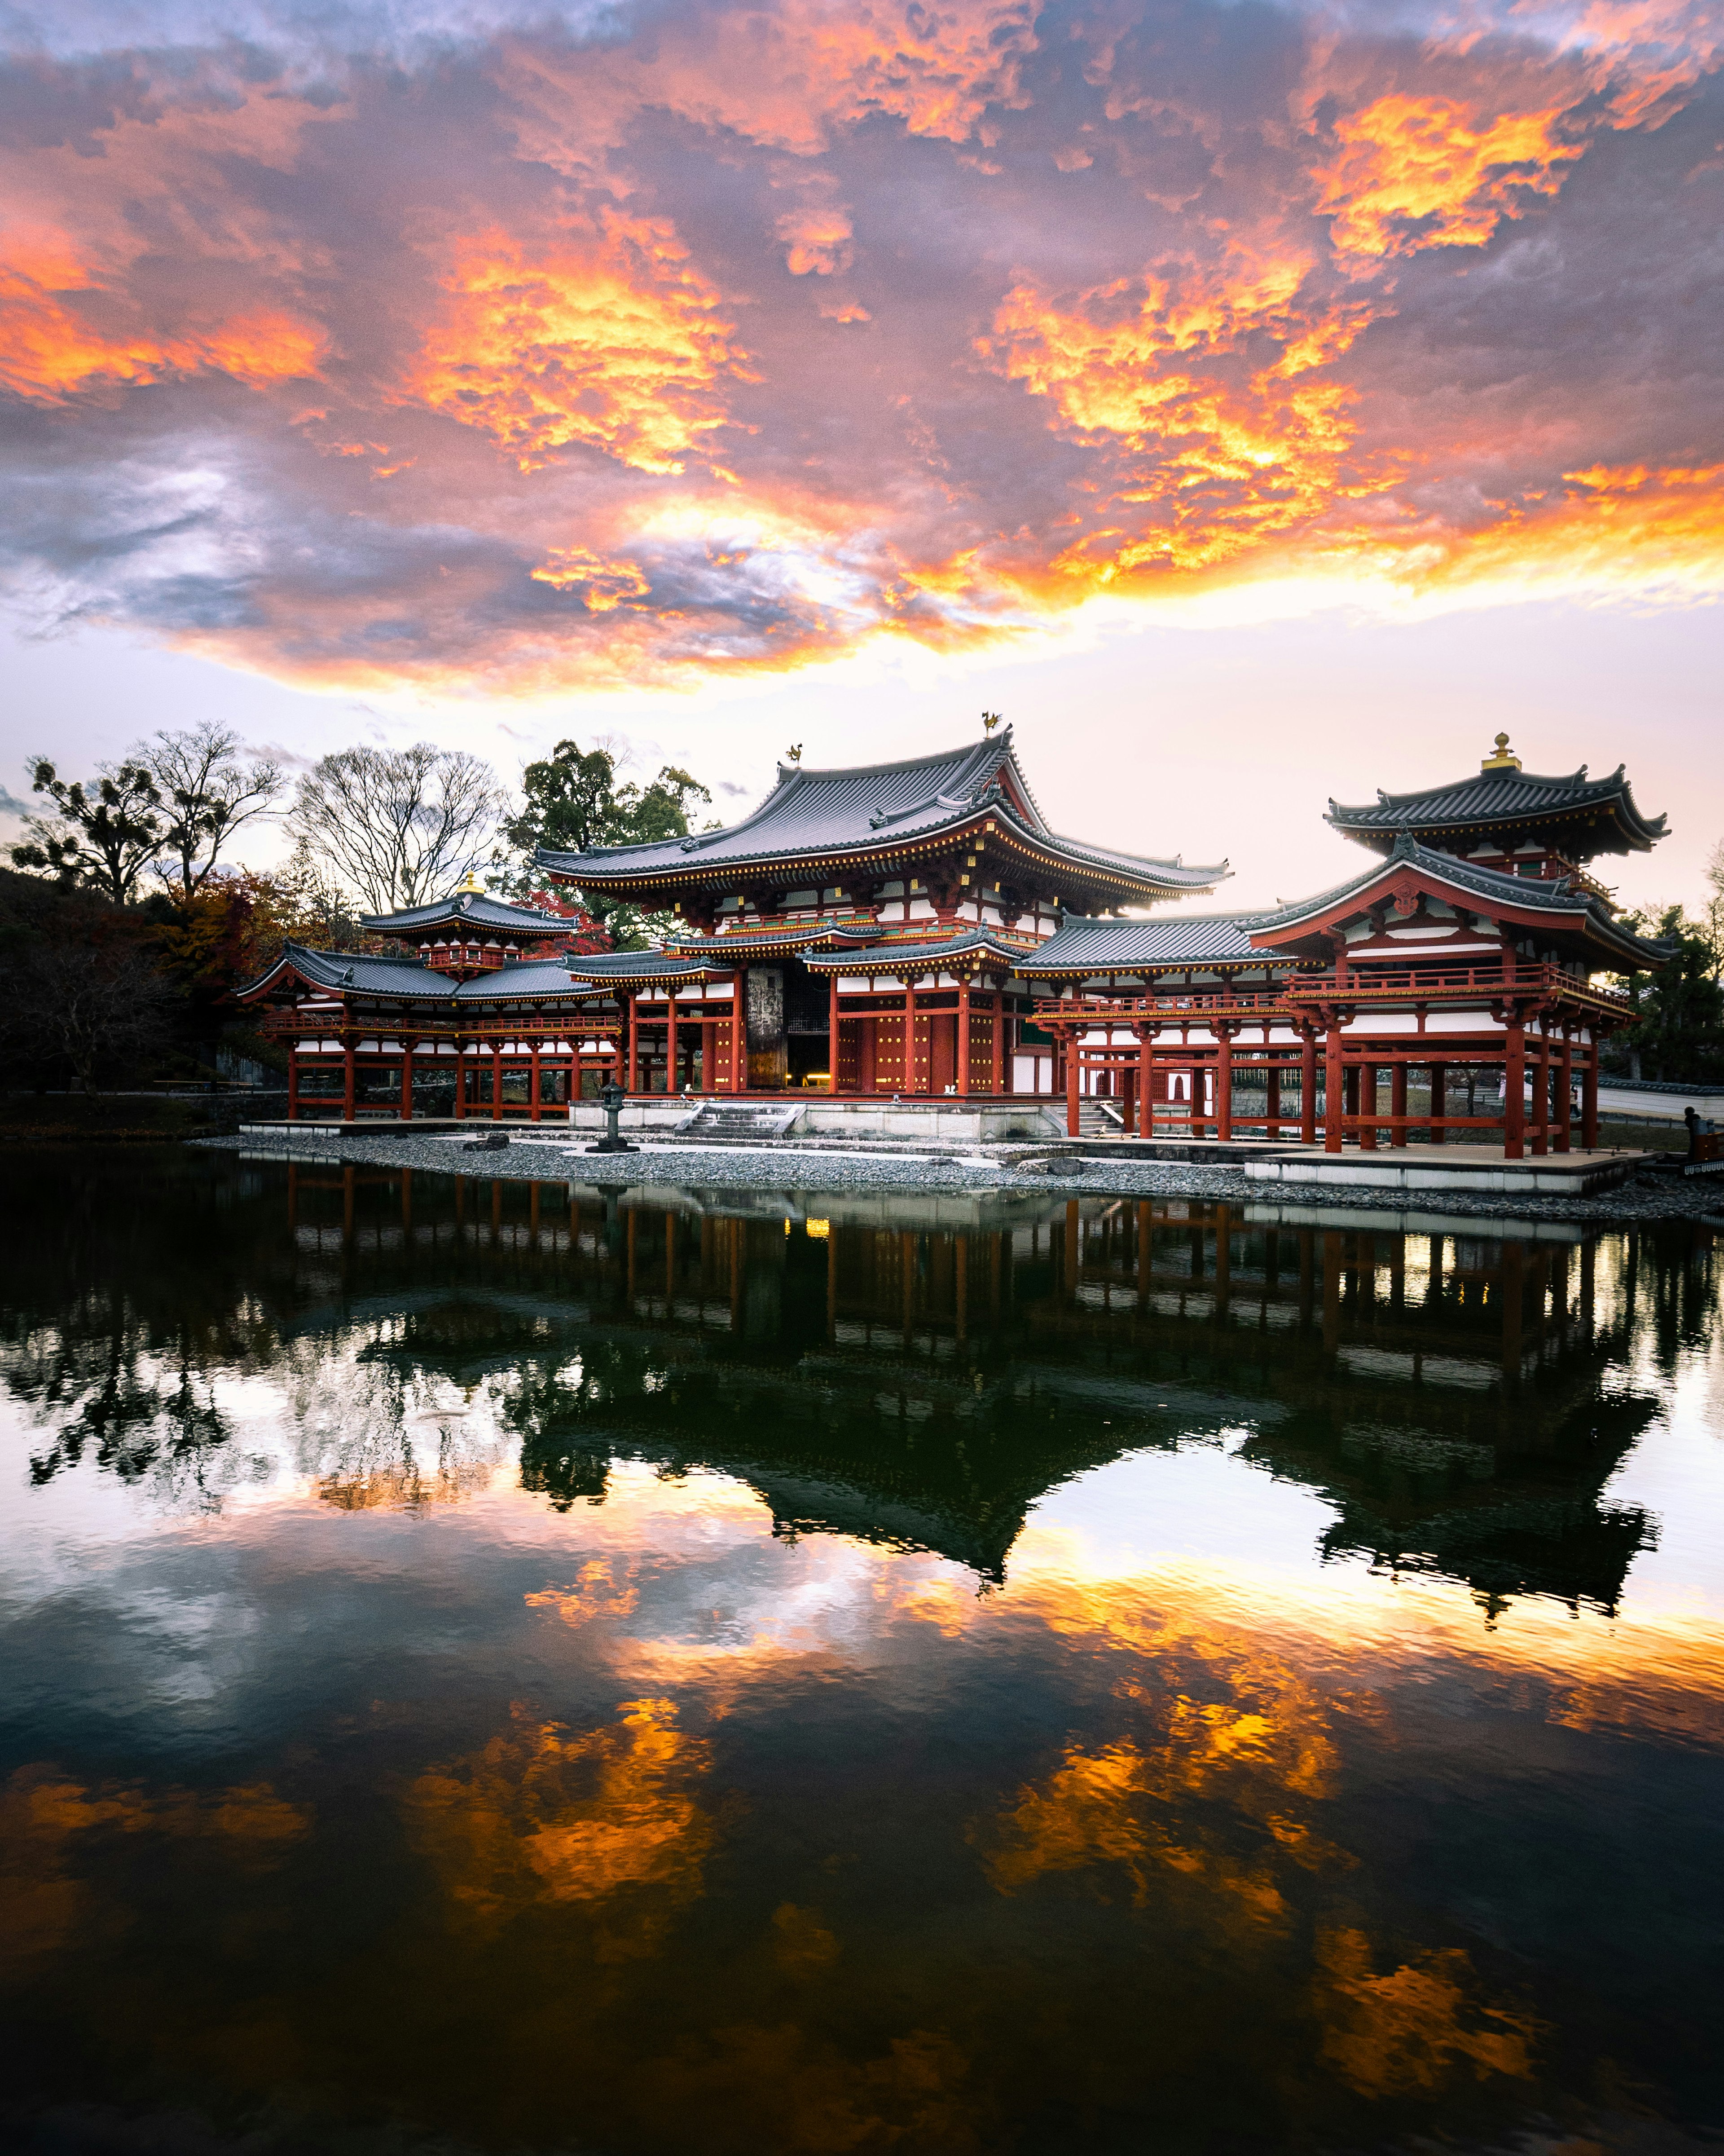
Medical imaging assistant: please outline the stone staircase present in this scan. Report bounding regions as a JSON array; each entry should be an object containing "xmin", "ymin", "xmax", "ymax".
[
  {"xmin": 673, "ymin": 1100, "xmax": 806, "ymax": 1142},
  {"xmin": 1044, "ymin": 1098, "xmax": 1126, "ymax": 1138}
]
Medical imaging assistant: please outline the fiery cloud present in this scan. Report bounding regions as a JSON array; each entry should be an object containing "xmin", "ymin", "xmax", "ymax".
[
  {"xmin": 0, "ymin": 0, "xmax": 1719, "ymax": 688},
  {"xmin": 1313, "ymin": 96, "xmax": 1586, "ymax": 258},
  {"xmin": 410, "ymin": 220, "xmax": 751, "ymax": 476},
  {"xmin": 0, "ymin": 250, "xmax": 323, "ymax": 402}
]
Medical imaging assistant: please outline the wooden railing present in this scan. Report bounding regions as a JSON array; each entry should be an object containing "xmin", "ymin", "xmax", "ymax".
[
  {"xmin": 1033, "ymin": 964, "xmax": 1633, "ymax": 1023},
  {"xmin": 1032, "ymin": 990, "xmax": 1288, "ymax": 1021},
  {"xmin": 261, "ymin": 1009, "xmax": 623, "ymax": 1041},
  {"xmin": 1284, "ymin": 962, "xmax": 1634, "ymax": 1014}
]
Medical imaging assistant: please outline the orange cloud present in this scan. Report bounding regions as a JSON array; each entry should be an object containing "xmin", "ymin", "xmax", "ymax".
[
  {"xmin": 0, "ymin": 1763, "xmax": 309, "ymax": 1975},
  {"xmin": 0, "ymin": 251, "xmax": 323, "ymax": 403},
  {"xmin": 529, "ymin": 546, "xmax": 654, "ymax": 612},
  {"xmin": 1314, "ymin": 94, "xmax": 1586, "ymax": 258},
  {"xmin": 1315, "ymin": 1928, "xmax": 1539, "ymax": 2098},
  {"xmin": 404, "ymin": 1699, "xmax": 717, "ymax": 1954},
  {"xmin": 981, "ymin": 260, "xmax": 1382, "ymax": 575},
  {"xmin": 500, "ymin": 0, "xmax": 1044, "ymax": 169},
  {"xmin": 408, "ymin": 218, "xmax": 751, "ymax": 475}
]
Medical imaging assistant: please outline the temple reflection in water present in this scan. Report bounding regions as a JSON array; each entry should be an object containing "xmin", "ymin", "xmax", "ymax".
[
  {"xmin": 6, "ymin": 1147, "xmax": 1724, "ymax": 2156},
  {"xmin": 273, "ymin": 1158, "xmax": 1687, "ymax": 1615}
]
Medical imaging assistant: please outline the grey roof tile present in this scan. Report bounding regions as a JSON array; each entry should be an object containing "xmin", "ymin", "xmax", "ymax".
[
  {"xmin": 359, "ymin": 890, "xmax": 573, "ymax": 936},
  {"xmin": 1327, "ymin": 762, "xmax": 1667, "ymax": 851},
  {"xmin": 243, "ymin": 946, "xmax": 594, "ymax": 1004},
  {"xmin": 1013, "ymin": 913, "xmax": 1266, "ymax": 972},
  {"xmin": 1251, "ymin": 835, "xmax": 1677, "ymax": 965},
  {"xmin": 536, "ymin": 728, "xmax": 1227, "ymax": 896},
  {"xmin": 563, "ymin": 952, "xmax": 718, "ymax": 983},
  {"xmin": 803, "ymin": 929, "xmax": 1037, "ymax": 970}
]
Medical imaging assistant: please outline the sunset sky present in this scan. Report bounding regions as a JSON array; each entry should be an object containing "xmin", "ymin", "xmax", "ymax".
[{"xmin": 2, "ymin": 0, "xmax": 1720, "ymax": 910}]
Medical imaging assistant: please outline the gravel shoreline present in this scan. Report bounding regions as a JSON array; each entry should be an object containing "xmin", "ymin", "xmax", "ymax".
[{"xmin": 200, "ymin": 1129, "xmax": 1724, "ymax": 1228}]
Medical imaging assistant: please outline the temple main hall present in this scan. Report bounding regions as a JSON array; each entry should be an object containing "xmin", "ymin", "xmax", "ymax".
[{"xmin": 242, "ymin": 725, "xmax": 1672, "ymax": 1160}]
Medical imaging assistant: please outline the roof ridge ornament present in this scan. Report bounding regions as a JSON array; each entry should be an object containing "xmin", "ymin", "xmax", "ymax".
[{"xmin": 1481, "ymin": 732, "xmax": 1522, "ymax": 772}]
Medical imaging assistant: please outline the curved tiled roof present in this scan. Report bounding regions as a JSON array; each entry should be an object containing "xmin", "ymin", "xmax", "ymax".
[
  {"xmin": 563, "ymin": 951, "xmax": 719, "ymax": 985},
  {"xmin": 358, "ymin": 890, "xmax": 574, "ymax": 938},
  {"xmin": 537, "ymin": 728, "xmax": 1227, "ymax": 900},
  {"xmin": 1327, "ymin": 762, "xmax": 1668, "ymax": 856},
  {"xmin": 1012, "ymin": 913, "xmax": 1268, "ymax": 974},
  {"xmin": 802, "ymin": 928, "xmax": 1039, "ymax": 972},
  {"xmin": 1253, "ymin": 835, "xmax": 1676, "ymax": 966},
  {"xmin": 238, "ymin": 946, "xmax": 595, "ymax": 1004},
  {"xmin": 665, "ymin": 913, "xmax": 878, "ymax": 956}
]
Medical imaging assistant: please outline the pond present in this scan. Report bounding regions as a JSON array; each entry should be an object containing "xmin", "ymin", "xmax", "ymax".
[{"xmin": 2, "ymin": 1147, "xmax": 1722, "ymax": 2156}]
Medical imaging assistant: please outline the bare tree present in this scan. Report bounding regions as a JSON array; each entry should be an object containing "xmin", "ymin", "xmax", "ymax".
[
  {"xmin": 141, "ymin": 722, "xmax": 283, "ymax": 896},
  {"xmin": 10, "ymin": 758, "xmax": 166, "ymax": 904},
  {"xmin": 284, "ymin": 744, "xmax": 507, "ymax": 913}
]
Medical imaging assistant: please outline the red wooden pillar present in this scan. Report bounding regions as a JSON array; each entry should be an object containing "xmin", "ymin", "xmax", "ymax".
[
  {"xmin": 491, "ymin": 1041, "xmax": 503, "ymax": 1121},
  {"xmin": 1139, "ymin": 1029, "xmax": 1154, "ymax": 1135},
  {"xmin": 343, "ymin": 1039, "xmax": 356, "ymax": 1123},
  {"xmin": 400, "ymin": 1037, "xmax": 415, "ymax": 1122},
  {"xmin": 287, "ymin": 1052, "xmax": 299, "ymax": 1122},
  {"xmin": 1065, "ymin": 1026, "xmax": 1081, "ymax": 1136},
  {"xmin": 957, "ymin": 978, "xmax": 971, "ymax": 1097},
  {"xmin": 1390, "ymin": 1060, "xmax": 1407, "ymax": 1147},
  {"xmin": 1582, "ymin": 1035, "xmax": 1599, "ymax": 1149},
  {"xmin": 906, "ymin": 978, "xmax": 919, "ymax": 1094},
  {"xmin": 1428, "ymin": 1060, "xmax": 1445, "ymax": 1146},
  {"xmin": 1556, "ymin": 1029, "xmax": 1573, "ymax": 1153},
  {"xmin": 453, "ymin": 1041, "xmax": 467, "ymax": 1120},
  {"xmin": 1215, "ymin": 1026, "xmax": 1234, "ymax": 1142},
  {"xmin": 1301, "ymin": 1031, "xmax": 1318, "ymax": 1146},
  {"xmin": 1324, "ymin": 1022, "xmax": 1345, "ymax": 1154},
  {"xmin": 828, "ymin": 971, "xmax": 840, "ymax": 1094},
  {"xmin": 731, "ymin": 971, "xmax": 745, "ymax": 1094},
  {"xmin": 626, "ymin": 990, "xmax": 640, "ymax": 1094},
  {"xmin": 529, "ymin": 1043, "xmax": 542, "ymax": 1123},
  {"xmin": 991, "ymin": 992, "xmax": 1004, "ymax": 1094},
  {"xmin": 1504, "ymin": 1016, "xmax": 1526, "ymax": 1160},
  {"xmin": 1265, "ymin": 1062, "xmax": 1280, "ymax": 1138},
  {"xmin": 1531, "ymin": 1027, "xmax": 1551, "ymax": 1156}
]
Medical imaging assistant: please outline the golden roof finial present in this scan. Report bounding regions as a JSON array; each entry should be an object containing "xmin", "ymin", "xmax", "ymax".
[
  {"xmin": 459, "ymin": 866, "xmax": 484, "ymax": 892},
  {"xmin": 1481, "ymin": 732, "xmax": 1522, "ymax": 772}
]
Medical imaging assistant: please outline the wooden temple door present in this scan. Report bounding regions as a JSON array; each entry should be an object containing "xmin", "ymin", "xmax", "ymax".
[
  {"xmin": 929, "ymin": 1015, "xmax": 957, "ymax": 1094},
  {"xmin": 834, "ymin": 1012, "xmax": 861, "ymax": 1093},
  {"xmin": 968, "ymin": 1009, "xmax": 995, "ymax": 1096},
  {"xmin": 873, "ymin": 1013, "xmax": 905, "ymax": 1091},
  {"xmin": 712, "ymin": 1016, "xmax": 736, "ymax": 1091}
]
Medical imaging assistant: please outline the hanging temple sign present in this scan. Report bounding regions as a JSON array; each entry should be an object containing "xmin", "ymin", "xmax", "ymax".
[{"xmin": 238, "ymin": 727, "xmax": 1674, "ymax": 1159}]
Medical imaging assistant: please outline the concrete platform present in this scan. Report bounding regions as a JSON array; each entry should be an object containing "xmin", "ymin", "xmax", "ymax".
[
  {"xmin": 1241, "ymin": 1144, "xmax": 1649, "ymax": 1196},
  {"xmin": 568, "ymin": 1097, "xmax": 1057, "ymax": 1142}
]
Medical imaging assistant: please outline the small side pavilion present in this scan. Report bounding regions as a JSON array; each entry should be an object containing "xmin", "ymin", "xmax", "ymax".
[{"xmin": 240, "ymin": 885, "xmax": 627, "ymax": 1122}]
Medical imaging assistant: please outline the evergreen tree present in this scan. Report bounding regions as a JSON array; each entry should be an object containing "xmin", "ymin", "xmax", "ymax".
[
  {"xmin": 494, "ymin": 740, "xmax": 711, "ymax": 948},
  {"xmin": 1608, "ymin": 904, "xmax": 1724, "ymax": 1081}
]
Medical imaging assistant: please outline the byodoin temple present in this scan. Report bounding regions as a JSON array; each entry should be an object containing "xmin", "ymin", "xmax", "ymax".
[{"xmin": 241, "ymin": 726, "xmax": 1673, "ymax": 1159}]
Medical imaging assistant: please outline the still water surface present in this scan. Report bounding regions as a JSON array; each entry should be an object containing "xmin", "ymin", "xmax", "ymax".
[{"xmin": 3, "ymin": 1149, "xmax": 1723, "ymax": 2155}]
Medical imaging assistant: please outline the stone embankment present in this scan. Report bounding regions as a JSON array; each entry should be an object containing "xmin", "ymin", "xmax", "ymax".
[{"xmin": 205, "ymin": 1125, "xmax": 1724, "ymax": 1230}]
